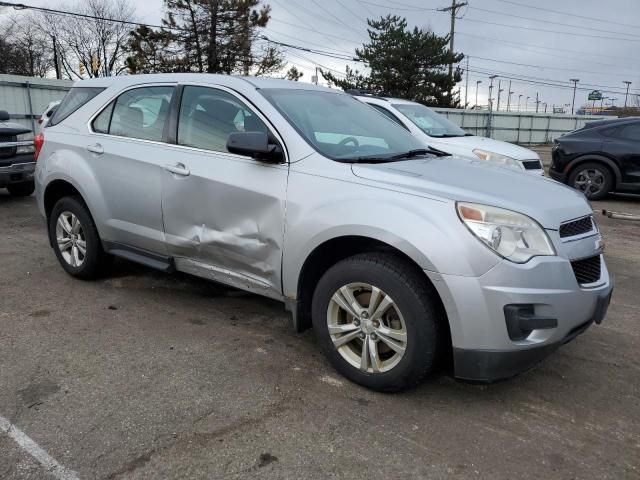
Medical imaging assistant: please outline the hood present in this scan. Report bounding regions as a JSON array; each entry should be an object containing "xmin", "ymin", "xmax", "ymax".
[
  {"xmin": 0, "ymin": 121, "xmax": 31, "ymax": 136},
  {"xmin": 435, "ymin": 135, "xmax": 539, "ymax": 160},
  {"xmin": 351, "ymin": 155, "xmax": 590, "ymax": 229}
]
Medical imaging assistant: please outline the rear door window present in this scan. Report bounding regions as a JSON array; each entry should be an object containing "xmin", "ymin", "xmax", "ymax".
[
  {"xmin": 92, "ymin": 86, "xmax": 174, "ymax": 142},
  {"xmin": 49, "ymin": 87, "xmax": 104, "ymax": 126},
  {"xmin": 617, "ymin": 124, "xmax": 640, "ymax": 142}
]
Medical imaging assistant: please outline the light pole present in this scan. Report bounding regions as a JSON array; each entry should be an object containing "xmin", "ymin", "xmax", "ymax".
[
  {"xmin": 525, "ymin": 96, "xmax": 530, "ymax": 111},
  {"xmin": 496, "ymin": 80, "xmax": 503, "ymax": 111},
  {"xmin": 506, "ymin": 87, "xmax": 514, "ymax": 112},
  {"xmin": 570, "ymin": 78, "xmax": 579, "ymax": 115},
  {"xmin": 475, "ymin": 80, "xmax": 482, "ymax": 109},
  {"xmin": 488, "ymin": 75, "xmax": 497, "ymax": 111},
  {"xmin": 517, "ymin": 94, "xmax": 523, "ymax": 111},
  {"xmin": 623, "ymin": 81, "xmax": 632, "ymax": 108}
]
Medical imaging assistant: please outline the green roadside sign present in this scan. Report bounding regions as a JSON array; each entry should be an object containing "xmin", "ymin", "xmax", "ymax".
[{"xmin": 588, "ymin": 90, "xmax": 603, "ymax": 101}]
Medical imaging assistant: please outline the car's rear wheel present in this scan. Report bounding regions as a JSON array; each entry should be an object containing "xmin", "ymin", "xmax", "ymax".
[
  {"xmin": 312, "ymin": 253, "xmax": 443, "ymax": 392},
  {"xmin": 568, "ymin": 162, "xmax": 613, "ymax": 200},
  {"xmin": 7, "ymin": 181, "xmax": 35, "ymax": 197},
  {"xmin": 49, "ymin": 196, "xmax": 108, "ymax": 279}
]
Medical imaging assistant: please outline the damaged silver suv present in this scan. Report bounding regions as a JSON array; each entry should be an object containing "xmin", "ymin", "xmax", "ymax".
[{"xmin": 35, "ymin": 74, "xmax": 613, "ymax": 391}]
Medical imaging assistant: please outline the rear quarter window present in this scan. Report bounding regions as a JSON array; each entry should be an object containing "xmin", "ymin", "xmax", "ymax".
[{"xmin": 49, "ymin": 87, "xmax": 105, "ymax": 126}]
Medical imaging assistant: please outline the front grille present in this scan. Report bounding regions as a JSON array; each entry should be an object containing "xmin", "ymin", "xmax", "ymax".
[
  {"xmin": 522, "ymin": 160, "xmax": 542, "ymax": 170},
  {"xmin": 560, "ymin": 216, "xmax": 594, "ymax": 238},
  {"xmin": 0, "ymin": 134, "xmax": 17, "ymax": 159},
  {"xmin": 571, "ymin": 255, "xmax": 601, "ymax": 285}
]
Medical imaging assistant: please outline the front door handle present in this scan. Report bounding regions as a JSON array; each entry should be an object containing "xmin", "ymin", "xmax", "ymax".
[
  {"xmin": 87, "ymin": 143, "xmax": 104, "ymax": 155},
  {"xmin": 164, "ymin": 162, "xmax": 190, "ymax": 176}
]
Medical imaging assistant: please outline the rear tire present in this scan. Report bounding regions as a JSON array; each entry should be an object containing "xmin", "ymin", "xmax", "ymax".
[
  {"xmin": 312, "ymin": 253, "xmax": 443, "ymax": 392},
  {"xmin": 7, "ymin": 181, "xmax": 35, "ymax": 197},
  {"xmin": 568, "ymin": 162, "xmax": 613, "ymax": 200},
  {"xmin": 49, "ymin": 196, "xmax": 108, "ymax": 279}
]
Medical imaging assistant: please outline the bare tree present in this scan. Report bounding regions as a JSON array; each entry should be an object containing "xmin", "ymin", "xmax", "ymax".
[
  {"xmin": 0, "ymin": 13, "xmax": 53, "ymax": 77},
  {"xmin": 38, "ymin": 0, "xmax": 136, "ymax": 79}
]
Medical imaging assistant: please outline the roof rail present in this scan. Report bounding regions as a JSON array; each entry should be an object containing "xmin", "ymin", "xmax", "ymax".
[{"xmin": 344, "ymin": 89, "xmax": 391, "ymax": 100}]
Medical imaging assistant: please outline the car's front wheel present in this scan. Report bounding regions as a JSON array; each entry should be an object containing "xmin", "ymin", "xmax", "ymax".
[
  {"xmin": 49, "ymin": 196, "xmax": 108, "ymax": 279},
  {"xmin": 568, "ymin": 162, "xmax": 613, "ymax": 200},
  {"xmin": 312, "ymin": 253, "xmax": 443, "ymax": 391}
]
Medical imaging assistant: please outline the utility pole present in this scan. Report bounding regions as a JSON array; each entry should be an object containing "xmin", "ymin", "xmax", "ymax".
[
  {"xmin": 314, "ymin": 67, "xmax": 319, "ymax": 85},
  {"xmin": 475, "ymin": 80, "xmax": 482, "ymax": 109},
  {"xmin": 52, "ymin": 35, "xmax": 61, "ymax": 80},
  {"xmin": 464, "ymin": 56, "xmax": 470, "ymax": 108},
  {"xmin": 439, "ymin": 0, "xmax": 468, "ymax": 93},
  {"xmin": 569, "ymin": 78, "xmax": 579, "ymax": 115},
  {"xmin": 623, "ymin": 81, "xmax": 632, "ymax": 108},
  {"xmin": 496, "ymin": 80, "xmax": 503, "ymax": 111},
  {"xmin": 506, "ymin": 81, "xmax": 513, "ymax": 112},
  {"xmin": 535, "ymin": 92, "xmax": 540, "ymax": 113}
]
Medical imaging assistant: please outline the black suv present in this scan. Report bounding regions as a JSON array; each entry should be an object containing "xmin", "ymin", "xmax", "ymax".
[
  {"xmin": 0, "ymin": 110, "xmax": 36, "ymax": 196},
  {"xmin": 550, "ymin": 117, "xmax": 640, "ymax": 200}
]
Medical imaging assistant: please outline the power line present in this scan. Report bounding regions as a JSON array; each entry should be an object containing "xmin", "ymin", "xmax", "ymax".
[
  {"xmin": 460, "ymin": 17, "xmax": 640, "ymax": 44},
  {"xmin": 468, "ymin": 5, "xmax": 640, "ymax": 39},
  {"xmin": 493, "ymin": 0, "xmax": 640, "ymax": 30}
]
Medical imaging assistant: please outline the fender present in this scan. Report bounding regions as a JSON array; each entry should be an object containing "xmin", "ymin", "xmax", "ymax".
[
  {"xmin": 281, "ymin": 194, "xmax": 501, "ymax": 301},
  {"xmin": 566, "ymin": 154, "xmax": 622, "ymax": 187}
]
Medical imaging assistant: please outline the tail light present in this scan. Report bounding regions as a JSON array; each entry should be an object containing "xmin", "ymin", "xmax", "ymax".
[{"xmin": 34, "ymin": 133, "xmax": 45, "ymax": 161}]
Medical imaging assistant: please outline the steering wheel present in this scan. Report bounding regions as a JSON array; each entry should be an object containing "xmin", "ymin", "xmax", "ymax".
[{"xmin": 338, "ymin": 136, "xmax": 360, "ymax": 152}]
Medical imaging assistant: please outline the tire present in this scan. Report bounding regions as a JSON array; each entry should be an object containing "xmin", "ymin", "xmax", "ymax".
[
  {"xmin": 7, "ymin": 181, "xmax": 35, "ymax": 197},
  {"xmin": 312, "ymin": 253, "xmax": 443, "ymax": 392},
  {"xmin": 49, "ymin": 196, "xmax": 108, "ymax": 279},
  {"xmin": 568, "ymin": 162, "xmax": 613, "ymax": 200}
]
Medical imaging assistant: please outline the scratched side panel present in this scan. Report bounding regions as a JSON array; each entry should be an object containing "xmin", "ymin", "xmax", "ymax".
[{"xmin": 161, "ymin": 146, "xmax": 288, "ymax": 296}]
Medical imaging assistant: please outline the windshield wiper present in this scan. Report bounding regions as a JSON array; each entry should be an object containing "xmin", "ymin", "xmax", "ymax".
[
  {"xmin": 339, "ymin": 147, "xmax": 450, "ymax": 164},
  {"xmin": 392, "ymin": 147, "xmax": 450, "ymax": 159}
]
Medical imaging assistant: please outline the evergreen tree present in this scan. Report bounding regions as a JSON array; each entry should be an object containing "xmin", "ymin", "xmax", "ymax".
[
  {"xmin": 126, "ymin": 0, "xmax": 285, "ymax": 76},
  {"xmin": 322, "ymin": 15, "xmax": 464, "ymax": 107}
]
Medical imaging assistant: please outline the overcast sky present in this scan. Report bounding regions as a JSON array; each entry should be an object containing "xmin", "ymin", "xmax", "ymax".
[{"xmin": 23, "ymin": 0, "xmax": 640, "ymax": 111}]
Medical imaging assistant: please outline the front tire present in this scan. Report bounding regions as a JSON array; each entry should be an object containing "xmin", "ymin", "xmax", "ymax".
[
  {"xmin": 312, "ymin": 253, "xmax": 443, "ymax": 392},
  {"xmin": 49, "ymin": 196, "xmax": 108, "ymax": 279},
  {"xmin": 568, "ymin": 162, "xmax": 613, "ymax": 200},
  {"xmin": 7, "ymin": 181, "xmax": 35, "ymax": 197}
]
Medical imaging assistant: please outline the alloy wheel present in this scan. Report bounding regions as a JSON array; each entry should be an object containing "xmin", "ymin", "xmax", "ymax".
[
  {"xmin": 574, "ymin": 168, "xmax": 605, "ymax": 196},
  {"xmin": 327, "ymin": 283, "xmax": 408, "ymax": 373},
  {"xmin": 55, "ymin": 211, "xmax": 86, "ymax": 267}
]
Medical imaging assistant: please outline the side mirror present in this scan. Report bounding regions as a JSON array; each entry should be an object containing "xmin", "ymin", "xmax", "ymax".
[
  {"xmin": 0, "ymin": 110, "xmax": 9, "ymax": 121},
  {"xmin": 227, "ymin": 131, "xmax": 284, "ymax": 163}
]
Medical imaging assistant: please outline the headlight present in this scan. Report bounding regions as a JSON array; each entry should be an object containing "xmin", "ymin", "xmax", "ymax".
[
  {"xmin": 457, "ymin": 202, "xmax": 555, "ymax": 263},
  {"xmin": 17, "ymin": 145, "xmax": 35, "ymax": 154},
  {"xmin": 472, "ymin": 149, "xmax": 522, "ymax": 169}
]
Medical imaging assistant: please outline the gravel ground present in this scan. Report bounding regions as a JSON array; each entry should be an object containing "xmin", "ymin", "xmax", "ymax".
[{"xmin": 1, "ymin": 149, "xmax": 639, "ymax": 479}]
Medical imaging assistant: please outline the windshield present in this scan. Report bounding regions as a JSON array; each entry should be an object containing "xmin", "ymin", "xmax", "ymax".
[
  {"xmin": 260, "ymin": 89, "xmax": 426, "ymax": 161},
  {"xmin": 393, "ymin": 103, "xmax": 466, "ymax": 138}
]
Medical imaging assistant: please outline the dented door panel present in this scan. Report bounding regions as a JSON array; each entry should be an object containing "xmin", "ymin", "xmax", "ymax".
[{"xmin": 161, "ymin": 146, "xmax": 288, "ymax": 296}]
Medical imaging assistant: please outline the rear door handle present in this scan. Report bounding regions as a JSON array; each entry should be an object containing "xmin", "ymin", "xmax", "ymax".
[
  {"xmin": 164, "ymin": 162, "xmax": 190, "ymax": 176},
  {"xmin": 87, "ymin": 143, "xmax": 104, "ymax": 155}
]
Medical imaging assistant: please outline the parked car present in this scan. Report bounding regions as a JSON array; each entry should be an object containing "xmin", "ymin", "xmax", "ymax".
[
  {"xmin": 35, "ymin": 74, "xmax": 612, "ymax": 390},
  {"xmin": 351, "ymin": 92, "xmax": 545, "ymax": 175},
  {"xmin": 550, "ymin": 117, "xmax": 640, "ymax": 200},
  {"xmin": 38, "ymin": 100, "xmax": 61, "ymax": 133},
  {"xmin": 0, "ymin": 110, "xmax": 37, "ymax": 196}
]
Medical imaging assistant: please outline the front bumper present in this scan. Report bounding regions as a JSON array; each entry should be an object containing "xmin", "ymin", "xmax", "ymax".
[
  {"xmin": 548, "ymin": 167, "xmax": 567, "ymax": 183},
  {"xmin": 427, "ymin": 251, "xmax": 613, "ymax": 383},
  {"xmin": 0, "ymin": 156, "xmax": 36, "ymax": 187}
]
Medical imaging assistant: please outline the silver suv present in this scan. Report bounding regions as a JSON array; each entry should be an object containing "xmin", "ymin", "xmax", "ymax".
[{"xmin": 35, "ymin": 74, "xmax": 613, "ymax": 391}]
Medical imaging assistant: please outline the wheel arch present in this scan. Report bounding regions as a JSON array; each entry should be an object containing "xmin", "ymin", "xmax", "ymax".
[
  {"xmin": 290, "ymin": 235, "xmax": 451, "ymax": 352},
  {"xmin": 565, "ymin": 154, "xmax": 622, "ymax": 188}
]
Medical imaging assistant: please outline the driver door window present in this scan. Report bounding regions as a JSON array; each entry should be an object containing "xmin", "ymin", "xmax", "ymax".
[{"xmin": 177, "ymin": 86, "xmax": 268, "ymax": 153}]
